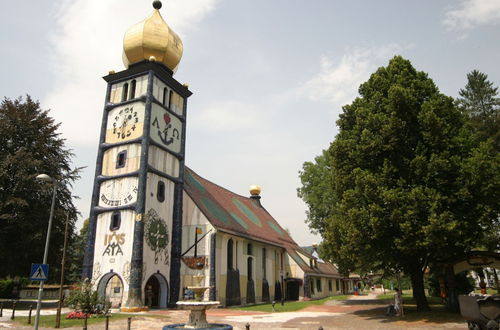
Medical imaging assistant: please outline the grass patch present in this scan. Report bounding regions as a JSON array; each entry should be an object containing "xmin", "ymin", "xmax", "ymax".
[
  {"xmin": 376, "ymin": 292, "xmax": 444, "ymax": 306},
  {"xmin": 231, "ymin": 295, "xmax": 351, "ymax": 313},
  {"xmin": 15, "ymin": 313, "xmax": 134, "ymax": 328}
]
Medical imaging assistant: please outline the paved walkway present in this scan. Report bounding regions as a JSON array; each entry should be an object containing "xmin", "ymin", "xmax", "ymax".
[{"xmin": 1, "ymin": 294, "xmax": 468, "ymax": 329}]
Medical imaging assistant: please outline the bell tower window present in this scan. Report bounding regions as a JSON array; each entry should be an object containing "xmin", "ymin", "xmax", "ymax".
[
  {"xmin": 129, "ymin": 79, "xmax": 136, "ymax": 99},
  {"xmin": 121, "ymin": 83, "xmax": 129, "ymax": 102}
]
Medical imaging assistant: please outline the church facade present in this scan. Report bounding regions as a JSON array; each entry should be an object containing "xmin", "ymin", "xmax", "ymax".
[{"xmin": 82, "ymin": 1, "xmax": 356, "ymax": 311}]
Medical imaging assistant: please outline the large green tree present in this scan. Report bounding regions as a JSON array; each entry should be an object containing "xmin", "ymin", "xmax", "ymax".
[
  {"xmin": 0, "ymin": 96, "xmax": 80, "ymax": 281},
  {"xmin": 298, "ymin": 57, "xmax": 499, "ymax": 311}
]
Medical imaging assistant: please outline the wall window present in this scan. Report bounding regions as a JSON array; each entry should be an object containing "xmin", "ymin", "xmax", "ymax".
[
  {"xmin": 262, "ymin": 248, "xmax": 267, "ymax": 280},
  {"xmin": 310, "ymin": 279, "xmax": 314, "ymax": 292},
  {"xmin": 328, "ymin": 280, "xmax": 332, "ymax": 291},
  {"xmin": 157, "ymin": 181, "xmax": 165, "ymax": 202},
  {"xmin": 316, "ymin": 279, "xmax": 322, "ymax": 292},
  {"xmin": 227, "ymin": 239, "xmax": 233, "ymax": 270},
  {"xmin": 247, "ymin": 257, "xmax": 253, "ymax": 281},
  {"xmin": 116, "ymin": 150, "xmax": 127, "ymax": 168},
  {"xmin": 247, "ymin": 243, "xmax": 253, "ymax": 256},
  {"xmin": 121, "ymin": 83, "xmax": 129, "ymax": 102},
  {"xmin": 162, "ymin": 87, "xmax": 168, "ymax": 105},
  {"xmin": 110, "ymin": 211, "xmax": 121, "ymax": 231},
  {"xmin": 235, "ymin": 241, "xmax": 239, "ymax": 270},
  {"xmin": 168, "ymin": 90, "xmax": 173, "ymax": 109},
  {"xmin": 129, "ymin": 79, "xmax": 136, "ymax": 100},
  {"xmin": 336, "ymin": 280, "xmax": 340, "ymax": 291}
]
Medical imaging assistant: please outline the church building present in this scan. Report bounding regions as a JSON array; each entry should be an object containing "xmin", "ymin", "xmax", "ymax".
[{"xmin": 82, "ymin": 1, "xmax": 354, "ymax": 311}]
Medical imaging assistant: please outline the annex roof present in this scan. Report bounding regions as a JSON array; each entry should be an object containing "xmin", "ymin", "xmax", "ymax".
[{"xmin": 184, "ymin": 167, "xmax": 297, "ymax": 247}]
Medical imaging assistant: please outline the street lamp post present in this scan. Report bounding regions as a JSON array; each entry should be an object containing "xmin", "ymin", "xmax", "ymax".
[{"xmin": 34, "ymin": 174, "xmax": 58, "ymax": 330}]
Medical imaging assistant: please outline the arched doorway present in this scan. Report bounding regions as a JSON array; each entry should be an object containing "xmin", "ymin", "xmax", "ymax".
[
  {"xmin": 144, "ymin": 273, "xmax": 169, "ymax": 308},
  {"xmin": 97, "ymin": 272, "xmax": 124, "ymax": 308}
]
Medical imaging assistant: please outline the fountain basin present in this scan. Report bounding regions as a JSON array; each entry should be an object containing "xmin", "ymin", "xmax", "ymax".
[{"xmin": 163, "ymin": 324, "xmax": 232, "ymax": 329}]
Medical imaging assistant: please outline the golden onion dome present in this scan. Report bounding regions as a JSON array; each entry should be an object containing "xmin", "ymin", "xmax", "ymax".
[{"xmin": 122, "ymin": 1, "xmax": 183, "ymax": 72}]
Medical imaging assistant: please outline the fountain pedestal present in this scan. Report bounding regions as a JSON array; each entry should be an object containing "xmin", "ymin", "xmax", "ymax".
[{"xmin": 176, "ymin": 301, "xmax": 220, "ymax": 328}]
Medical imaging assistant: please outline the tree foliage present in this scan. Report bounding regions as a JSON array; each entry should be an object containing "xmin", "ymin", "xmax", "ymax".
[
  {"xmin": 298, "ymin": 57, "xmax": 499, "ymax": 311},
  {"xmin": 0, "ymin": 96, "xmax": 80, "ymax": 281},
  {"xmin": 67, "ymin": 218, "xmax": 89, "ymax": 283}
]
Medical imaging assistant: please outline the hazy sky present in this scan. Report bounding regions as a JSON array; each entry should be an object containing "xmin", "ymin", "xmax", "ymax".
[{"xmin": 1, "ymin": 0, "xmax": 499, "ymax": 245}]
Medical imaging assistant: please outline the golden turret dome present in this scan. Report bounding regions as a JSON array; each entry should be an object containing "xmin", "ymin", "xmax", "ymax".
[{"xmin": 122, "ymin": 1, "xmax": 183, "ymax": 72}]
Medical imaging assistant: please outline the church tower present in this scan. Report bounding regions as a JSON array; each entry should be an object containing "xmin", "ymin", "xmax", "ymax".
[{"xmin": 82, "ymin": 1, "xmax": 191, "ymax": 310}]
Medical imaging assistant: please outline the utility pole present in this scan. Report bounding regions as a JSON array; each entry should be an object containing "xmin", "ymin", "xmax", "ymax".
[{"xmin": 55, "ymin": 213, "xmax": 70, "ymax": 328}]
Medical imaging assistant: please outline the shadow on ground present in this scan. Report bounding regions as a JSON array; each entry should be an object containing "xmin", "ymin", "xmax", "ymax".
[{"xmin": 353, "ymin": 305, "xmax": 466, "ymax": 326}]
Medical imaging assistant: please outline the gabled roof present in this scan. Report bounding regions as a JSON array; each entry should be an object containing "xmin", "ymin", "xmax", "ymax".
[
  {"xmin": 183, "ymin": 167, "xmax": 341, "ymax": 278},
  {"xmin": 184, "ymin": 167, "xmax": 296, "ymax": 247}
]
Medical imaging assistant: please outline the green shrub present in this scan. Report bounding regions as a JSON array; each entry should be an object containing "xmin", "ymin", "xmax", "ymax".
[{"xmin": 66, "ymin": 280, "xmax": 110, "ymax": 315}]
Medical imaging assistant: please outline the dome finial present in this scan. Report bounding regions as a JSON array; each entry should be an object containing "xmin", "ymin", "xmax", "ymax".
[
  {"xmin": 123, "ymin": 0, "xmax": 183, "ymax": 72},
  {"xmin": 152, "ymin": 1, "xmax": 162, "ymax": 10}
]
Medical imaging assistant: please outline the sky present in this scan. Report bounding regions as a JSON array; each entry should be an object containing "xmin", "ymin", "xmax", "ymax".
[{"xmin": 1, "ymin": 0, "xmax": 500, "ymax": 246}]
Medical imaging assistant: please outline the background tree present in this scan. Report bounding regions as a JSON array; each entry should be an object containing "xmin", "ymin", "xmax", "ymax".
[
  {"xmin": 457, "ymin": 70, "xmax": 500, "ymax": 151},
  {"xmin": 67, "ymin": 219, "xmax": 89, "ymax": 283},
  {"xmin": 0, "ymin": 96, "xmax": 80, "ymax": 281},
  {"xmin": 299, "ymin": 56, "xmax": 499, "ymax": 311}
]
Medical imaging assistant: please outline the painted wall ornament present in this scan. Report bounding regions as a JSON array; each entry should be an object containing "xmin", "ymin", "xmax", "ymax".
[
  {"xmin": 150, "ymin": 104, "xmax": 182, "ymax": 153},
  {"xmin": 103, "ymin": 233, "xmax": 126, "ymax": 256},
  {"xmin": 145, "ymin": 208, "xmax": 170, "ymax": 265},
  {"xmin": 92, "ymin": 262, "xmax": 102, "ymax": 283}
]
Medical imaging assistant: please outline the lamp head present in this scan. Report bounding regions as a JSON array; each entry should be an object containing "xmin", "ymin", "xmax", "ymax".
[{"xmin": 36, "ymin": 174, "xmax": 54, "ymax": 183}]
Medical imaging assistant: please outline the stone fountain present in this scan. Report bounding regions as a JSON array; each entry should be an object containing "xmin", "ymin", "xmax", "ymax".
[{"xmin": 163, "ymin": 274, "xmax": 232, "ymax": 329}]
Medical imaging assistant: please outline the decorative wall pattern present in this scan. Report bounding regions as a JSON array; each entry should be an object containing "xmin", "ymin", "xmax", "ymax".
[
  {"xmin": 149, "ymin": 104, "xmax": 182, "ymax": 153},
  {"xmin": 98, "ymin": 177, "xmax": 139, "ymax": 207}
]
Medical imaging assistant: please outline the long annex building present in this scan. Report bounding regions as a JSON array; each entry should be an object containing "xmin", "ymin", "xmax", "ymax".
[{"xmin": 82, "ymin": 1, "xmax": 357, "ymax": 311}]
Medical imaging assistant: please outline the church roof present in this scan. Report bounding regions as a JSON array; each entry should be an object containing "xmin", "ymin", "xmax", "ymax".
[
  {"xmin": 184, "ymin": 167, "xmax": 297, "ymax": 247},
  {"xmin": 183, "ymin": 167, "xmax": 340, "ymax": 278}
]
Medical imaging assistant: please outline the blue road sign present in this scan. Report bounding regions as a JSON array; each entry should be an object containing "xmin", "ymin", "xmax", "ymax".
[{"xmin": 30, "ymin": 264, "xmax": 49, "ymax": 281}]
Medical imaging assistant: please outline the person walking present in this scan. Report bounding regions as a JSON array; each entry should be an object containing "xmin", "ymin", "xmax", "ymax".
[{"xmin": 394, "ymin": 288, "xmax": 402, "ymax": 316}]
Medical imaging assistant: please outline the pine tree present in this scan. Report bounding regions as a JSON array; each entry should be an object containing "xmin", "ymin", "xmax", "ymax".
[{"xmin": 457, "ymin": 70, "xmax": 500, "ymax": 151}]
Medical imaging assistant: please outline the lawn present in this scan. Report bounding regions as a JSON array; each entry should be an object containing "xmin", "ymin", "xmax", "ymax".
[
  {"xmin": 231, "ymin": 295, "xmax": 351, "ymax": 313},
  {"xmin": 15, "ymin": 313, "xmax": 167, "ymax": 328},
  {"xmin": 376, "ymin": 291, "xmax": 443, "ymax": 306}
]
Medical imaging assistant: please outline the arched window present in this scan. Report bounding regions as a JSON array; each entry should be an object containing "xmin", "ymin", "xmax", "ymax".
[
  {"xmin": 162, "ymin": 87, "xmax": 168, "ymax": 105},
  {"xmin": 129, "ymin": 79, "xmax": 136, "ymax": 100},
  {"xmin": 121, "ymin": 83, "xmax": 129, "ymax": 102},
  {"xmin": 157, "ymin": 181, "xmax": 165, "ymax": 202},
  {"xmin": 247, "ymin": 257, "xmax": 253, "ymax": 281},
  {"xmin": 227, "ymin": 239, "xmax": 233, "ymax": 270},
  {"xmin": 110, "ymin": 211, "xmax": 121, "ymax": 231}
]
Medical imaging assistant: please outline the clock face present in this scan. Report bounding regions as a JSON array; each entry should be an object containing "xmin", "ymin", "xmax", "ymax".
[
  {"xmin": 99, "ymin": 177, "xmax": 139, "ymax": 207},
  {"xmin": 106, "ymin": 102, "xmax": 145, "ymax": 143},
  {"xmin": 112, "ymin": 106, "xmax": 138, "ymax": 139}
]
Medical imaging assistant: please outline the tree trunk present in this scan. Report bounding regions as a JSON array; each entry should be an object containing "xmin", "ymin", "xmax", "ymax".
[{"xmin": 410, "ymin": 270, "xmax": 430, "ymax": 311}]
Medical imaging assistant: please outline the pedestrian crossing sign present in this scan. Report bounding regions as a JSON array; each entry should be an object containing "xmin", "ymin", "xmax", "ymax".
[{"xmin": 30, "ymin": 263, "xmax": 49, "ymax": 281}]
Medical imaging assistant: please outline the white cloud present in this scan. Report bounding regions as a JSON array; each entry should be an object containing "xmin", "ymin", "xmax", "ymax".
[
  {"xmin": 444, "ymin": 0, "xmax": 500, "ymax": 35},
  {"xmin": 43, "ymin": 0, "xmax": 218, "ymax": 147},
  {"xmin": 189, "ymin": 100, "xmax": 259, "ymax": 132},
  {"xmin": 298, "ymin": 44, "xmax": 407, "ymax": 110}
]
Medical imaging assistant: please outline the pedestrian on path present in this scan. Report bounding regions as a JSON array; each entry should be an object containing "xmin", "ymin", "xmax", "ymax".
[{"xmin": 394, "ymin": 288, "xmax": 402, "ymax": 316}]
